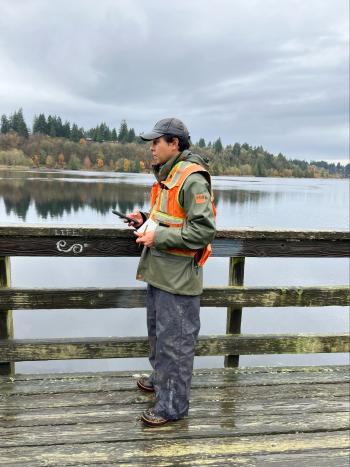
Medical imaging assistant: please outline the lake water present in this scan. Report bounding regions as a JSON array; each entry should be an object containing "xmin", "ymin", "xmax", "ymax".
[{"xmin": 0, "ymin": 168, "xmax": 349, "ymax": 373}]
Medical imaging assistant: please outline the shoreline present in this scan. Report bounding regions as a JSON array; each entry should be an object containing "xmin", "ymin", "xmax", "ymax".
[{"xmin": 0, "ymin": 164, "xmax": 347, "ymax": 179}]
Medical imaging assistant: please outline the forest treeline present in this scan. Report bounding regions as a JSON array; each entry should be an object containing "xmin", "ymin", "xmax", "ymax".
[{"xmin": 0, "ymin": 108, "xmax": 348, "ymax": 178}]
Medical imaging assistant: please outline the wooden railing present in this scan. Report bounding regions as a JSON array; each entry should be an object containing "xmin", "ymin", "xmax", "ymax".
[{"xmin": 0, "ymin": 224, "xmax": 349, "ymax": 377}]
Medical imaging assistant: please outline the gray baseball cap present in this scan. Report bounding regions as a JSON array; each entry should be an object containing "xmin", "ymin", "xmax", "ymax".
[{"xmin": 140, "ymin": 117, "xmax": 190, "ymax": 141}]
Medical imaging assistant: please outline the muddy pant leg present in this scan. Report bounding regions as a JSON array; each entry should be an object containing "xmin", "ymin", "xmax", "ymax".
[
  {"xmin": 146, "ymin": 284, "xmax": 156, "ymax": 386},
  {"xmin": 152, "ymin": 286, "xmax": 201, "ymax": 420}
]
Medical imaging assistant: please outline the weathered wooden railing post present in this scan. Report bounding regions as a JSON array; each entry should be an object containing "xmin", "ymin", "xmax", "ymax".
[
  {"xmin": 224, "ymin": 256, "xmax": 245, "ymax": 368},
  {"xmin": 0, "ymin": 256, "xmax": 14, "ymax": 377}
]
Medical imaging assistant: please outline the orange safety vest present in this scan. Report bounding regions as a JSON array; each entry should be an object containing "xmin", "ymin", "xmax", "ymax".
[{"xmin": 149, "ymin": 160, "xmax": 216, "ymax": 266}]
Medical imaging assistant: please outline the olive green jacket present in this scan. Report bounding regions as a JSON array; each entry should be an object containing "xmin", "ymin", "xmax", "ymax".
[{"xmin": 135, "ymin": 149, "xmax": 216, "ymax": 295}]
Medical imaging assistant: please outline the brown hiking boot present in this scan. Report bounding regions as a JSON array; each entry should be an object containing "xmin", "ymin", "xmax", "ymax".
[
  {"xmin": 137, "ymin": 375, "xmax": 155, "ymax": 393},
  {"xmin": 141, "ymin": 407, "xmax": 181, "ymax": 427}
]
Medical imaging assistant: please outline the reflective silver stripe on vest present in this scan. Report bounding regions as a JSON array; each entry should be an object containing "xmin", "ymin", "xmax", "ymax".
[
  {"xmin": 151, "ymin": 210, "xmax": 184, "ymax": 226},
  {"xmin": 162, "ymin": 161, "xmax": 190, "ymax": 189}
]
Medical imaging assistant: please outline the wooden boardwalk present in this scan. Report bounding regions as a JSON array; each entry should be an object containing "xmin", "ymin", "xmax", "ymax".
[
  {"xmin": 0, "ymin": 365, "xmax": 349, "ymax": 466},
  {"xmin": 1, "ymin": 226, "xmax": 349, "ymax": 465}
]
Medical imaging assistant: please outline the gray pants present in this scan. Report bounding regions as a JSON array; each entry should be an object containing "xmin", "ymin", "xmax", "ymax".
[{"xmin": 146, "ymin": 283, "xmax": 201, "ymax": 420}]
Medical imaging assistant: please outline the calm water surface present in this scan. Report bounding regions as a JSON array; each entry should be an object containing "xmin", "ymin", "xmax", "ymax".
[{"xmin": 0, "ymin": 168, "xmax": 349, "ymax": 373}]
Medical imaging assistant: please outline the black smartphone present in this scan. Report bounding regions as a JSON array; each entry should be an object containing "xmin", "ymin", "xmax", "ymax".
[
  {"xmin": 112, "ymin": 209, "xmax": 134, "ymax": 222},
  {"xmin": 112, "ymin": 209, "xmax": 139, "ymax": 226}
]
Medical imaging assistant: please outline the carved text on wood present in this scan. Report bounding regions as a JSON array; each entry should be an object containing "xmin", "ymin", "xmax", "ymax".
[{"xmin": 54, "ymin": 229, "xmax": 80, "ymax": 236}]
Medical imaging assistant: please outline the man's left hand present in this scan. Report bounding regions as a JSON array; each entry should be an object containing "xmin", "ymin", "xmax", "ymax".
[{"xmin": 134, "ymin": 230, "xmax": 155, "ymax": 247}]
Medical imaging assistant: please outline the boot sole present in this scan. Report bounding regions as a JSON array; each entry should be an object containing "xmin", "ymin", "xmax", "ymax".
[
  {"xmin": 141, "ymin": 413, "xmax": 178, "ymax": 426},
  {"xmin": 137, "ymin": 380, "xmax": 155, "ymax": 393}
]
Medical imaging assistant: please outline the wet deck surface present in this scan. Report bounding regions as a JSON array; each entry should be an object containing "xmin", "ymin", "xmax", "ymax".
[{"xmin": 0, "ymin": 365, "xmax": 349, "ymax": 466}]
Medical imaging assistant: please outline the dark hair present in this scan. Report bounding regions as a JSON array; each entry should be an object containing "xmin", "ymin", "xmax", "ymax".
[{"xmin": 162, "ymin": 134, "xmax": 190, "ymax": 151}]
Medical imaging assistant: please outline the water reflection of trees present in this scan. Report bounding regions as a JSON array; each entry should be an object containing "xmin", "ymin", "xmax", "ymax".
[
  {"xmin": 213, "ymin": 188, "xmax": 271, "ymax": 207},
  {"xmin": 0, "ymin": 171, "xmax": 275, "ymax": 221},
  {"xmin": 0, "ymin": 173, "xmax": 150, "ymax": 220}
]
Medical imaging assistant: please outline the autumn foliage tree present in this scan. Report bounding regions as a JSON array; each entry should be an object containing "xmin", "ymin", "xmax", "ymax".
[
  {"xmin": 58, "ymin": 153, "xmax": 65, "ymax": 168},
  {"xmin": 83, "ymin": 155, "xmax": 92, "ymax": 170},
  {"xmin": 31, "ymin": 154, "xmax": 39, "ymax": 168},
  {"xmin": 45, "ymin": 155, "xmax": 54, "ymax": 168},
  {"xmin": 123, "ymin": 158, "xmax": 130, "ymax": 172}
]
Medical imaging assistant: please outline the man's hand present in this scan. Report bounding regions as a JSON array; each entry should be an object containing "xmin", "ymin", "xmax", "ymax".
[
  {"xmin": 124, "ymin": 210, "xmax": 143, "ymax": 228},
  {"xmin": 134, "ymin": 230, "xmax": 155, "ymax": 247}
]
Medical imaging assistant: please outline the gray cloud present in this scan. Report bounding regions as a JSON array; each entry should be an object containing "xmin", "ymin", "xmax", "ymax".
[{"xmin": 0, "ymin": 0, "xmax": 348, "ymax": 162}]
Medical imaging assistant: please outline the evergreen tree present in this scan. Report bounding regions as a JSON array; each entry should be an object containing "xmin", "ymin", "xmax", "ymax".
[
  {"xmin": 0, "ymin": 114, "xmax": 10, "ymax": 133},
  {"xmin": 95, "ymin": 126, "xmax": 104, "ymax": 142},
  {"xmin": 88, "ymin": 127, "xmax": 95, "ymax": 140},
  {"xmin": 345, "ymin": 163, "xmax": 350, "ymax": 177},
  {"xmin": 213, "ymin": 137, "xmax": 223, "ymax": 154},
  {"xmin": 118, "ymin": 119, "xmax": 129, "ymax": 144},
  {"xmin": 56, "ymin": 116, "xmax": 64, "ymax": 137},
  {"xmin": 253, "ymin": 155, "xmax": 267, "ymax": 177},
  {"xmin": 232, "ymin": 142, "xmax": 241, "ymax": 156},
  {"xmin": 33, "ymin": 113, "xmax": 48, "ymax": 134},
  {"xmin": 10, "ymin": 108, "xmax": 29, "ymax": 137},
  {"xmin": 78, "ymin": 126, "xmax": 85, "ymax": 139},
  {"xmin": 32, "ymin": 115, "xmax": 39, "ymax": 133},
  {"xmin": 127, "ymin": 128, "xmax": 135, "ymax": 143},
  {"xmin": 62, "ymin": 121, "xmax": 71, "ymax": 138},
  {"xmin": 198, "ymin": 138, "xmax": 206, "ymax": 148},
  {"xmin": 70, "ymin": 123, "xmax": 81, "ymax": 142},
  {"xmin": 19, "ymin": 109, "xmax": 29, "ymax": 137},
  {"xmin": 47, "ymin": 115, "xmax": 56, "ymax": 137},
  {"xmin": 111, "ymin": 128, "xmax": 117, "ymax": 141},
  {"xmin": 100, "ymin": 122, "xmax": 111, "ymax": 141}
]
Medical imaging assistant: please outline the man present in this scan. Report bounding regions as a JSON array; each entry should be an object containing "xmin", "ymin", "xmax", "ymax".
[{"xmin": 126, "ymin": 117, "xmax": 216, "ymax": 427}]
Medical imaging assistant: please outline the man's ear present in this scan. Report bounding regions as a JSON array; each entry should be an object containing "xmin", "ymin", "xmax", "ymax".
[{"xmin": 173, "ymin": 137, "xmax": 180, "ymax": 150}]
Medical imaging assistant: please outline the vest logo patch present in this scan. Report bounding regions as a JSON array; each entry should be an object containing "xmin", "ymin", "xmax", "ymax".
[{"xmin": 195, "ymin": 193, "xmax": 206, "ymax": 204}]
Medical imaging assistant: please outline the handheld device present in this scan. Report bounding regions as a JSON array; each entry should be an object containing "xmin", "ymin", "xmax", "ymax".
[{"xmin": 112, "ymin": 209, "xmax": 139, "ymax": 226}]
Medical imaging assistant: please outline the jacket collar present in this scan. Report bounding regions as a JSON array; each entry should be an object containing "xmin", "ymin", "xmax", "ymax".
[{"xmin": 152, "ymin": 150, "xmax": 192, "ymax": 183}]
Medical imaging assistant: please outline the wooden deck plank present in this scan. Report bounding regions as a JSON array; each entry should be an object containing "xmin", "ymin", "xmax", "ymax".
[
  {"xmin": 67, "ymin": 451, "xmax": 350, "ymax": 467},
  {"xmin": 0, "ymin": 412, "xmax": 349, "ymax": 448},
  {"xmin": 0, "ymin": 432, "xmax": 348, "ymax": 466},
  {"xmin": 5, "ymin": 364, "xmax": 349, "ymax": 381},
  {"xmin": 0, "ymin": 366, "xmax": 348, "ymax": 465},
  {"xmin": 1, "ymin": 389, "xmax": 348, "ymax": 428},
  {"xmin": 1, "ymin": 382, "xmax": 348, "ymax": 415},
  {"xmin": 0, "ymin": 366, "xmax": 348, "ymax": 396}
]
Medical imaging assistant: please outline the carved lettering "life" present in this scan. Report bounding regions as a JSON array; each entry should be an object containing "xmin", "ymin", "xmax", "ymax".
[{"xmin": 54, "ymin": 229, "xmax": 80, "ymax": 236}]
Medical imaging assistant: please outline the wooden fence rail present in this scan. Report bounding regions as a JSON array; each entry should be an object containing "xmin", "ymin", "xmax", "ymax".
[{"xmin": 0, "ymin": 224, "xmax": 349, "ymax": 376}]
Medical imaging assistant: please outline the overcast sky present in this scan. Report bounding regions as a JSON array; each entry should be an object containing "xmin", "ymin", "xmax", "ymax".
[{"xmin": 0, "ymin": 0, "xmax": 349, "ymax": 163}]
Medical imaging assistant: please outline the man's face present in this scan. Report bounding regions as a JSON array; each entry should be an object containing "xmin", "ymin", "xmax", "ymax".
[{"xmin": 150, "ymin": 136, "xmax": 179, "ymax": 165}]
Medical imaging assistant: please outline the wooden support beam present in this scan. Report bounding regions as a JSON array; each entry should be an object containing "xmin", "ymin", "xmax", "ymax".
[
  {"xmin": 225, "ymin": 257, "xmax": 245, "ymax": 368},
  {"xmin": 0, "ymin": 256, "xmax": 14, "ymax": 376},
  {"xmin": 0, "ymin": 225, "xmax": 348, "ymax": 257},
  {"xmin": 0, "ymin": 285, "xmax": 348, "ymax": 309},
  {"xmin": 0, "ymin": 334, "xmax": 348, "ymax": 362}
]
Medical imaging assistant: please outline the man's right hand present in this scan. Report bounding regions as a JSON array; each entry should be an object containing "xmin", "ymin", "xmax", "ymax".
[{"xmin": 124, "ymin": 210, "xmax": 143, "ymax": 228}]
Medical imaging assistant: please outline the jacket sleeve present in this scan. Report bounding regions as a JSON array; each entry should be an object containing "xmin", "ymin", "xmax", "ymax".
[
  {"xmin": 154, "ymin": 172, "xmax": 216, "ymax": 250},
  {"xmin": 139, "ymin": 211, "xmax": 149, "ymax": 224}
]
